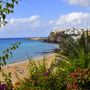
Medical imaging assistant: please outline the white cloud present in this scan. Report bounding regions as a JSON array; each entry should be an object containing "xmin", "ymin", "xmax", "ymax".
[
  {"xmin": 51, "ymin": 12, "xmax": 90, "ymax": 29},
  {"xmin": 1, "ymin": 15, "xmax": 41, "ymax": 32},
  {"xmin": 49, "ymin": 20, "xmax": 54, "ymax": 24},
  {"xmin": 1, "ymin": 12, "xmax": 90, "ymax": 36},
  {"xmin": 63, "ymin": 0, "xmax": 90, "ymax": 8},
  {"xmin": 29, "ymin": 15, "xmax": 40, "ymax": 22}
]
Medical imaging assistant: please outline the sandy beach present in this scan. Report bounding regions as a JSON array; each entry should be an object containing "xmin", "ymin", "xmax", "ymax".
[{"xmin": 0, "ymin": 54, "xmax": 58, "ymax": 85}]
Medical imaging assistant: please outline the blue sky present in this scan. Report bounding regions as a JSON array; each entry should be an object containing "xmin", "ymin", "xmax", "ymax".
[{"xmin": 1, "ymin": 0, "xmax": 90, "ymax": 38}]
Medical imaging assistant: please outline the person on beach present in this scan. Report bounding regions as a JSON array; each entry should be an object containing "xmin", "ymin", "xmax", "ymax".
[
  {"xmin": 20, "ymin": 70, "xmax": 21, "ymax": 73},
  {"xmin": 20, "ymin": 70, "xmax": 23, "ymax": 74},
  {"xmin": 7, "ymin": 64, "xmax": 9, "ymax": 68}
]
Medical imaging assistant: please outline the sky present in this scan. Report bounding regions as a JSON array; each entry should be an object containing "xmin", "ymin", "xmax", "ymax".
[{"xmin": 1, "ymin": 0, "xmax": 90, "ymax": 38}]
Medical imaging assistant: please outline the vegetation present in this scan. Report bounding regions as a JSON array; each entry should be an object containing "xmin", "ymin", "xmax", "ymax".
[
  {"xmin": 0, "ymin": 41, "xmax": 21, "ymax": 71},
  {"xmin": 0, "ymin": 46, "xmax": 90, "ymax": 90},
  {"xmin": 59, "ymin": 29, "xmax": 90, "ymax": 59},
  {"xmin": 0, "ymin": 0, "xmax": 25, "ymax": 27},
  {"xmin": 0, "ymin": 1, "xmax": 90, "ymax": 89}
]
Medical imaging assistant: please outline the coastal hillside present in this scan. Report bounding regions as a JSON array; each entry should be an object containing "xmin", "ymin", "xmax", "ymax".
[{"xmin": 44, "ymin": 31, "xmax": 66, "ymax": 43}]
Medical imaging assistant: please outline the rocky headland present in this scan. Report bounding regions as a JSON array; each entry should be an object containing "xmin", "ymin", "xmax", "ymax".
[
  {"xmin": 44, "ymin": 32, "xmax": 65, "ymax": 43},
  {"xmin": 25, "ymin": 37, "xmax": 47, "ymax": 40}
]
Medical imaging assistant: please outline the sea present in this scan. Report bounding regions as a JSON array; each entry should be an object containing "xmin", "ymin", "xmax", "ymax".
[{"xmin": 0, "ymin": 38, "xmax": 59, "ymax": 64}]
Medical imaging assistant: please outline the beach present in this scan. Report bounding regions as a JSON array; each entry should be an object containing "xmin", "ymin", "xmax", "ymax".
[{"xmin": 0, "ymin": 53, "xmax": 58, "ymax": 85}]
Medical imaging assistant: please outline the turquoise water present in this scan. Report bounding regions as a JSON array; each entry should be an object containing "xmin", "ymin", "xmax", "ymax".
[{"xmin": 0, "ymin": 38, "xmax": 59, "ymax": 64}]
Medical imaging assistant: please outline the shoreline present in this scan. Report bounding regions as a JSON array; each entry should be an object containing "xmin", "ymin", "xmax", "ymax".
[
  {"xmin": 6, "ymin": 53, "xmax": 55, "ymax": 66},
  {"xmin": 0, "ymin": 53, "xmax": 58, "ymax": 85}
]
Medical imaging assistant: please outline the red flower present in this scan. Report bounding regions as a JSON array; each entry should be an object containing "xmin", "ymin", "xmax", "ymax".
[
  {"xmin": 70, "ymin": 84, "xmax": 73, "ymax": 88},
  {"xmin": 14, "ymin": 82, "xmax": 19, "ymax": 86},
  {"xmin": 85, "ymin": 80, "xmax": 89, "ymax": 82},
  {"xmin": 74, "ymin": 74, "xmax": 78, "ymax": 76},
  {"xmin": 83, "ymin": 70, "xmax": 86, "ymax": 74},
  {"xmin": 74, "ymin": 85, "xmax": 78, "ymax": 89},
  {"xmin": 70, "ymin": 74, "xmax": 73, "ymax": 78},
  {"xmin": 75, "ymin": 70, "xmax": 80, "ymax": 73},
  {"xmin": 81, "ymin": 73, "xmax": 84, "ymax": 76}
]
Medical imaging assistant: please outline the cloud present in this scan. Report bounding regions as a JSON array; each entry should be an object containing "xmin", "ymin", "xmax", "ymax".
[
  {"xmin": 29, "ymin": 15, "xmax": 40, "ymax": 22},
  {"xmin": 50, "ymin": 12, "xmax": 90, "ymax": 29},
  {"xmin": 1, "ymin": 12, "xmax": 90, "ymax": 37},
  {"xmin": 49, "ymin": 20, "xmax": 54, "ymax": 24},
  {"xmin": 63, "ymin": 0, "xmax": 90, "ymax": 8},
  {"xmin": 1, "ymin": 15, "xmax": 41, "ymax": 32}
]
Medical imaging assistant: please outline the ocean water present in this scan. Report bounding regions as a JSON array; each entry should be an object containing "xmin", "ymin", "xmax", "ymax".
[{"xmin": 0, "ymin": 38, "xmax": 59, "ymax": 64}]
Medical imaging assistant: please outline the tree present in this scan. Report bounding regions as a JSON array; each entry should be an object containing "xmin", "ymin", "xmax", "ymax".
[
  {"xmin": 59, "ymin": 29, "xmax": 90, "ymax": 59},
  {"xmin": 0, "ymin": 41, "xmax": 21, "ymax": 71},
  {"xmin": 0, "ymin": 0, "xmax": 25, "ymax": 70},
  {"xmin": 0, "ymin": 0, "xmax": 23, "ymax": 27}
]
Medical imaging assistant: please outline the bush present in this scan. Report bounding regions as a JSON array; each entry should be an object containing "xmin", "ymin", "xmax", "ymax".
[
  {"xmin": 14, "ymin": 56, "xmax": 67, "ymax": 90},
  {"xmin": 66, "ymin": 66, "xmax": 90, "ymax": 90},
  {"xmin": 1, "ymin": 47, "xmax": 90, "ymax": 90}
]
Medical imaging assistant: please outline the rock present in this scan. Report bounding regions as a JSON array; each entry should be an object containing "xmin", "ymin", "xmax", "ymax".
[
  {"xmin": 25, "ymin": 37, "xmax": 47, "ymax": 40},
  {"xmin": 44, "ymin": 32, "xmax": 65, "ymax": 43}
]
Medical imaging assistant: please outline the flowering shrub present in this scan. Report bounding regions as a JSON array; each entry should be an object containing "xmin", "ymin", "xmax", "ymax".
[
  {"xmin": 66, "ymin": 66, "xmax": 90, "ymax": 90},
  {"xmin": 14, "ymin": 56, "xmax": 67, "ymax": 90},
  {"xmin": 1, "ymin": 48, "xmax": 90, "ymax": 90},
  {"xmin": 14, "ymin": 82, "xmax": 19, "ymax": 86}
]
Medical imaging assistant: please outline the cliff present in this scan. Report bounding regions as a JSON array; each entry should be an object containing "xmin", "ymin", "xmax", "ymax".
[{"xmin": 44, "ymin": 32, "xmax": 65, "ymax": 43}]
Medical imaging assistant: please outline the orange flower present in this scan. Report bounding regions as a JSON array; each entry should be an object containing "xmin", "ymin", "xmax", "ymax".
[{"xmin": 14, "ymin": 82, "xmax": 19, "ymax": 86}]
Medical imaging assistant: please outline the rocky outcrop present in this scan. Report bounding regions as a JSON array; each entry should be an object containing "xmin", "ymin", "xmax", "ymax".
[
  {"xmin": 44, "ymin": 32, "xmax": 65, "ymax": 43},
  {"xmin": 26, "ymin": 37, "xmax": 47, "ymax": 40}
]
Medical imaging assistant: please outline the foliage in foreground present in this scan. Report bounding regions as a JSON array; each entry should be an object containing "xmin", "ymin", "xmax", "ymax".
[
  {"xmin": 0, "ymin": 41, "xmax": 21, "ymax": 71},
  {"xmin": 0, "ymin": 47, "xmax": 90, "ymax": 90}
]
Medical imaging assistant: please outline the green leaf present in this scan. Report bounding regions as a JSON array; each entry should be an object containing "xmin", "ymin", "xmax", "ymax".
[
  {"xmin": 0, "ymin": 4, "xmax": 3, "ymax": 9},
  {"xmin": 0, "ymin": 24, "xmax": 1, "ymax": 28},
  {"xmin": 6, "ymin": 3, "xmax": 10, "ymax": 8},
  {"xmin": 11, "ymin": 0, "xmax": 15, "ymax": 3},
  {"xmin": 19, "ymin": 42, "xmax": 21, "ymax": 45},
  {"xmin": 16, "ymin": 1, "xmax": 18, "ymax": 5},
  {"xmin": 15, "ymin": 45, "xmax": 18, "ymax": 48},
  {"xmin": 4, "ymin": 21, "xmax": 7, "ymax": 24},
  {"xmin": 1, "ymin": 10, "xmax": 3, "ymax": 14},
  {"xmin": 3, "ymin": 51, "xmax": 6, "ymax": 54},
  {"xmin": 11, "ymin": 4, "xmax": 14, "ymax": 9},
  {"xmin": 13, "ymin": 46, "xmax": 16, "ymax": 50},
  {"xmin": 3, "ymin": 60, "xmax": 6, "ymax": 65},
  {"xmin": 10, "ymin": 47, "xmax": 13, "ymax": 50},
  {"xmin": 2, "ymin": 14, "xmax": 6, "ymax": 20},
  {"xmin": 3, "ymin": 8, "xmax": 6, "ymax": 11},
  {"xmin": 7, "ymin": 49, "xmax": 10, "ymax": 52},
  {"xmin": 2, "ymin": 56, "xmax": 6, "ymax": 63},
  {"xmin": 0, "ymin": 57, "xmax": 1, "ymax": 60},
  {"xmin": 7, "ymin": 9, "xmax": 10, "ymax": 14},
  {"xmin": 9, "ymin": 72, "xmax": 11, "ymax": 77},
  {"xmin": 10, "ymin": 10, "xmax": 13, "ymax": 13},
  {"xmin": 5, "ymin": 54, "xmax": 9, "ymax": 59},
  {"xmin": 10, "ymin": 43, "xmax": 13, "ymax": 45},
  {"xmin": 0, "ymin": 1, "xmax": 3, "ymax": 3},
  {"xmin": 10, "ymin": 52, "xmax": 12, "ymax": 57}
]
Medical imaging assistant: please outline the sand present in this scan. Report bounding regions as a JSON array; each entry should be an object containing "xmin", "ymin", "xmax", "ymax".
[{"xmin": 0, "ymin": 54, "xmax": 58, "ymax": 85}]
